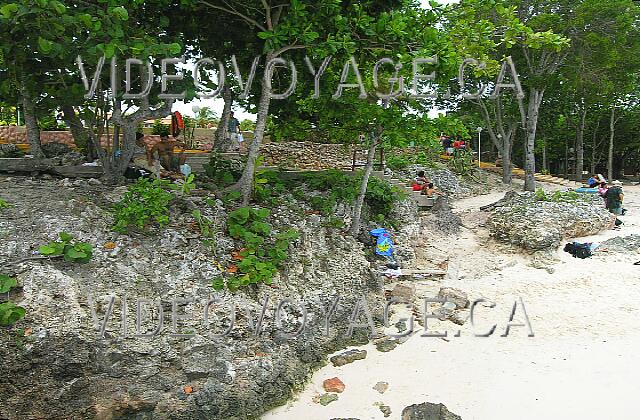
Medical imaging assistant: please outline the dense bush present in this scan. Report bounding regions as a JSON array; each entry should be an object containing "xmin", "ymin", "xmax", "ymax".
[
  {"xmin": 151, "ymin": 120, "xmax": 170, "ymax": 136},
  {"xmin": 38, "ymin": 115, "xmax": 66, "ymax": 131},
  {"xmin": 213, "ymin": 207, "xmax": 299, "ymax": 291},
  {"xmin": 112, "ymin": 178, "xmax": 175, "ymax": 232},
  {"xmin": 204, "ymin": 152, "xmax": 243, "ymax": 187}
]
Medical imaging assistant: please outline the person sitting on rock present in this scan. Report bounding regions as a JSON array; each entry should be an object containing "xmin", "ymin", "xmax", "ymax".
[
  {"xmin": 598, "ymin": 182, "xmax": 609, "ymax": 206},
  {"xmin": 148, "ymin": 134, "xmax": 187, "ymax": 172},
  {"xmin": 587, "ymin": 174, "xmax": 599, "ymax": 188},
  {"xmin": 422, "ymin": 182, "xmax": 444, "ymax": 198},
  {"xmin": 412, "ymin": 171, "xmax": 429, "ymax": 191}
]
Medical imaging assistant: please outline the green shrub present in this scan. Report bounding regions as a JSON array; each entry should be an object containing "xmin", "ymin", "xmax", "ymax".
[
  {"xmin": 253, "ymin": 165, "xmax": 286, "ymax": 205},
  {"xmin": 534, "ymin": 188, "xmax": 548, "ymax": 201},
  {"xmin": 112, "ymin": 178, "xmax": 174, "ymax": 232},
  {"xmin": 0, "ymin": 273, "xmax": 26, "ymax": 326},
  {"xmin": 0, "ymin": 144, "xmax": 25, "ymax": 158},
  {"xmin": 534, "ymin": 188, "xmax": 588, "ymax": 203},
  {"xmin": 204, "ymin": 152, "xmax": 243, "ymax": 187},
  {"xmin": 38, "ymin": 115, "xmax": 65, "ymax": 131},
  {"xmin": 38, "ymin": 232, "xmax": 93, "ymax": 263},
  {"xmin": 192, "ymin": 209, "xmax": 217, "ymax": 252},
  {"xmin": 366, "ymin": 176, "xmax": 405, "ymax": 219},
  {"xmin": 0, "ymin": 301, "xmax": 25, "ymax": 326},
  {"xmin": 449, "ymin": 150, "xmax": 475, "ymax": 176},
  {"xmin": 324, "ymin": 217, "xmax": 345, "ymax": 229},
  {"xmin": 0, "ymin": 198, "xmax": 9, "ymax": 210},
  {"xmin": 300, "ymin": 169, "xmax": 403, "ymax": 220},
  {"xmin": 151, "ymin": 119, "xmax": 170, "ymax": 136},
  {"xmin": 386, "ymin": 155, "xmax": 411, "ymax": 171},
  {"xmin": 214, "ymin": 207, "xmax": 299, "ymax": 291}
]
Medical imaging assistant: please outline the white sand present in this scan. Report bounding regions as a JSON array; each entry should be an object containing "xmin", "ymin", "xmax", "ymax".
[{"xmin": 264, "ymin": 184, "xmax": 640, "ymax": 420}]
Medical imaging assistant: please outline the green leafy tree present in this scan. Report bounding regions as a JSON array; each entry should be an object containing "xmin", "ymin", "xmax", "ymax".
[{"xmin": 446, "ymin": 0, "xmax": 570, "ymax": 189}]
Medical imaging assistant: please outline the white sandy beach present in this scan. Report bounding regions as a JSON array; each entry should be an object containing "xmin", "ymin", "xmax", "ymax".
[{"xmin": 264, "ymin": 184, "xmax": 640, "ymax": 420}]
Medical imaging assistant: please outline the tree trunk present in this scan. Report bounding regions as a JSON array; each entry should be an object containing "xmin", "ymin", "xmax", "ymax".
[
  {"xmin": 232, "ymin": 54, "xmax": 274, "ymax": 205},
  {"xmin": 502, "ymin": 134, "xmax": 513, "ymax": 184},
  {"xmin": 524, "ymin": 88, "xmax": 544, "ymax": 191},
  {"xmin": 608, "ymin": 107, "xmax": 615, "ymax": 182},
  {"xmin": 575, "ymin": 107, "xmax": 586, "ymax": 181},
  {"xmin": 590, "ymin": 133, "xmax": 596, "ymax": 175},
  {"xmin": 215, "ymin": 85, "xmax": 233, "ymax": 152},
  {"xmin": 20, "ymin": 86, "xmax": 44, "ymax": 159},
  {"xmin": 61, "ymin": 105, "xmax": 94, "ymax": 160},
  {"xmin": 350, "ymin": 134, "xmax": 379, "ymax": 236}
]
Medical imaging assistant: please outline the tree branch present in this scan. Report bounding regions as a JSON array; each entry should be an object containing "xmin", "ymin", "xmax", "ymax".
[
  {"xmin": 199, "ymin": 0, "xmax": 267, "ymax": 32},
  {"xmin": 261, "ymin": 0, "xmax": 272, "ymax": 30}
]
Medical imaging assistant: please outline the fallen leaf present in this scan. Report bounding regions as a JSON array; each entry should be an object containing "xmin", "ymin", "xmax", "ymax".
[
  {"xmin": 23, "ymin": 328, "xmax": 33, "ymax": 337},
  {"xmin": 227, "ymin": 265, "xmax": 238, "ymax": 273},
  {"xmin": 183, "ymin": 386, "xmax": 193, "ymax": 394},
  {"xmin": 231, "ymin": 251, "xmax": 244, "ymax": 261},
  {"xmin": 104, "ymin": 242, "xmax": 117, "ymax": 250}
]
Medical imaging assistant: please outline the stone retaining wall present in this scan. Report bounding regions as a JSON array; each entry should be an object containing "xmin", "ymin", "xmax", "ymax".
[
  {"xmin": 0, "ymin": 126, "xmax": 210, "ymax": 148},
  {"xmin": 260, "ymin": 141, "xmax": 370, "ymax": 170},
  {"xmin": 0, "ymin": 126, "xmax": 376, "ymax": 170}
]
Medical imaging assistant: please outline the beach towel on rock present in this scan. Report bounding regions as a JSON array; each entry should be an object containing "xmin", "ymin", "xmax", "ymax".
[{"xmin": 369, "ymin": 228, "xmax": 394, "ymax": 257}]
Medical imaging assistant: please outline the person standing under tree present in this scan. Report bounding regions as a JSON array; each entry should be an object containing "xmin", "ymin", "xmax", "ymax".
[{"xmin": 228, "ymin": 111, "xmax": 241, "ymax": 151}]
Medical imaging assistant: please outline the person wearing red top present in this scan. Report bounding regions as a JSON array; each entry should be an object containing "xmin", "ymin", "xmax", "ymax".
[{"xmin": 453, "ymin": 139, "xmax": 461, "ymax": 149}]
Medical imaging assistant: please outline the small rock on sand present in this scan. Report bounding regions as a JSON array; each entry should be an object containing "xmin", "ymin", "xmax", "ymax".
[
  {"xmin": 391, "ymin": 282, "xmax": 416, "ymax": 301},
  {"xmin": 401, "ymin": 402, "xmax": 462, "ymax": 420},
  {"xmin": 376, "ymin": 403, "xmax": 392, "ymax": 417},
  {"xmin": 330, "ymin": 349, "xmax": 367, "ymax": 367},
  {"xmin": 318, "ymin": 393, "xmax": 339, "ymax": 406},
  {"xmin": 373, "ymin": 381, "xmax": 389, "ymax": 394},
  {"xmin": 375, "ymin": 338, "xmax": 398, "ymax": 353},
  {"xmin": 323, "ymin": 377, "xmax": 345, "ymax": 393},
  {"xmin": 437, "ymin": 287, "xmax": 469, "ymax": 309}
]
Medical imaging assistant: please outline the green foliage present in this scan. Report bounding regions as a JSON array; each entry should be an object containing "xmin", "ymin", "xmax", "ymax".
[
  {"xmin": 151, "ymin": 120, "xmax": 170, "ymax": 136},
  {"xmin": 112, "ymin": 178, "xmax": 174, "ymax": 233},
  {"xmin": 0, "ymin": 145, "xmax": 25, "ymax": 158},
  {"xmin": 300, "ymin": 170, "xmax": 404, "ymax": 219},
  {"xmin": 204, "ymin": 152, "xmax": 242, "ymax": 187},
  {"xmin": 222, "ymin": 190, "xmax": 242, "ymax": 203},
  {"xmin": 386, "ymin": 155, "xmax": 411, "ymax": 171},
  {"xmin": 179, "ymin": 174, "xmax": 196, "ymax": 196},
  {"xmin": 366, "ymin": 176, "xmax": 405, "ymax": 219},
  {"xmin": 534, "ymin": 188, "xmax": 589, "ymax": 203},
  {"xmin": 239, "ymin": 119, "xmax": 255, "ymax": 132},
  {"xmin": 38, "ymin": 114, "xmax": 65, "ymax": 131},
  {"xmin": 38, "ymin": 232, "xmax": 93, "ymax": 263},
  {"xmin": 216, "ymin": 207, "xmax": 299, "ymax": 291},
  {"xmin": 0, "ymin": 274, "xmax": 17, "ymax": 294},
  {"xmin": 192, "ymin": 209, "xmax": 217, "ymax": 252},
  {"xmin": 323, "ymin": 216, "xmax": 345, "ymax": 229},
  {"xmin": 254, "ymin": 169, "xmax": 287, "ymax": 205},
  {"xmin": 0, "ymin": 274, "xmax": 24, "ymax": 326},
  {"xmin": 194, "ymin": 107, "xmax": 217, "ymax": 128},
  {"xmin": 449, "ymin": 150, "xmax": 475, "ymax": 176},
  {"xmin": 386, "ymin": 149, "xmax": 442, "ymax": 171},
  {"xmin": 0, "ymin": 198, "xmax": 9, "ymax": 209},
  {"xmin": 0, "ymin": 301, "xmax": 25, "ymax": 326}
]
